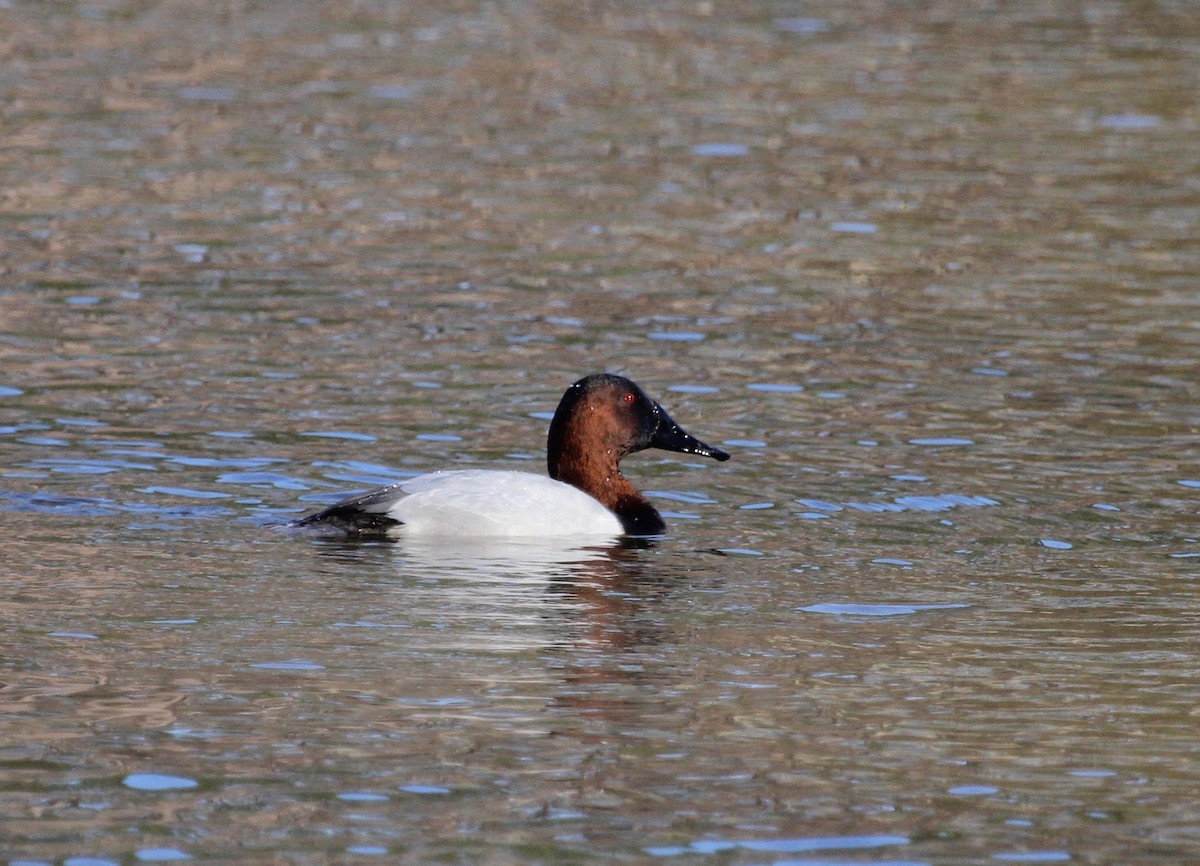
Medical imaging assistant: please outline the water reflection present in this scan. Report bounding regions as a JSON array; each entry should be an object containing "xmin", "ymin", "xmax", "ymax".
[
  {"xmin": 645, "ymin": 832, "xmax": 913, "ymax": 858},
  {"xmin": 309, "ymin": 535, "xmax": 672, "ymax": 654},
  {"xmin": 3, "ymin": 0, "xmax": 1200, "ymax": 862}
]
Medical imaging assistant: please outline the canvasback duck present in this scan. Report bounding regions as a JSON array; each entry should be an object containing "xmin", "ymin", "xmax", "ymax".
[{"xmin": 294, "ymin": 373, "xmax": 730, "ymax": 538}]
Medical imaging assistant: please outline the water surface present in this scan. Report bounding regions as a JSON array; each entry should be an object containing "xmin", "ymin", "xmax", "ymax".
[{"xmin": 2, "ymin": 1, "xmax": 1200, "ymax": 863}]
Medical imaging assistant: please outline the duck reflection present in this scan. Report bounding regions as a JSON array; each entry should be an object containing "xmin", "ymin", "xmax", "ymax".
[{"xmin": 308, "ymin": 534, "xmax": 677, "ymax": 655}]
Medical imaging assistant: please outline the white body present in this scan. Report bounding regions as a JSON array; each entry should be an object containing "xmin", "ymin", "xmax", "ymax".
[{"xmin": 372, "ymin": 470, "xmax": 623, "ymax": 538}]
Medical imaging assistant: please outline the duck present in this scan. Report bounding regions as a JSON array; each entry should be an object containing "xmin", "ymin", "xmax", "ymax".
[{"xmin": 293, "ymin": 373, "xmax": 730, "ymax": 538}]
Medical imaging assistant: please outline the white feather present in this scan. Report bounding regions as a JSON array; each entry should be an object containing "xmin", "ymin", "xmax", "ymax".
[{"xmin": 381, "ymin": 470, "xmax": 623, "ymax": 538}]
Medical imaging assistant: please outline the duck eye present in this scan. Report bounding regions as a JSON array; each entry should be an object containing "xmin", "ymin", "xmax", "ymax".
[{"xmin": 624, "ymin": 392, "xmax": 637, "ymax": 404}]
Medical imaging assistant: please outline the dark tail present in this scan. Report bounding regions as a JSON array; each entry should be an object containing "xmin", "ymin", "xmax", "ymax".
[{"xmin": 292, "ymin": 504, "xmax": 402, "ymax": 534}]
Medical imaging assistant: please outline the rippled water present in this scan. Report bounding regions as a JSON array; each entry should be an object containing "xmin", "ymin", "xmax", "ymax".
[{"xmin": 3, "ymin": 1, "xmax": 1200, "ymax": 864}]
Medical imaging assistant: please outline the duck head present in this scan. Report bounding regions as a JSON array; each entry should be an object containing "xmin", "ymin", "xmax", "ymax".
[{"xmin": 547, "ymin": 373, "xmax": 729, "ymax": 482}]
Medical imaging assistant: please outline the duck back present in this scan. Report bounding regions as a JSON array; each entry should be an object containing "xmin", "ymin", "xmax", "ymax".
[{"xmin": 298, "ymin": 470, "xmax": 623, "ymax": 538}]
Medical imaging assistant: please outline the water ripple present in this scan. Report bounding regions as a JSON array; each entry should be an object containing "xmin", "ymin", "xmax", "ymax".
[
  {"xmin": 800, "ymin": 602, "xmax": 971, "ymax": 617},
  {"xmin": 796, "ymin": 493, "xmax": 999, "ymax": 515},
  {"xmin": 646, "ymin": 833, "xmax": 910, "ymax": 857}
]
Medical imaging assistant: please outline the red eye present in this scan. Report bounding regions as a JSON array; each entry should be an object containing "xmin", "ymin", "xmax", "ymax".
[{"xmin": 624, "ymin": 392, "xmax": 636, "ymax": 404}]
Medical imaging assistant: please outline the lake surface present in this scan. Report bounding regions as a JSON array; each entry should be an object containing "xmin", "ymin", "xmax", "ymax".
[{"xmin": 2, "ymin": 1, "xmax": 1200, "ymax": 863}]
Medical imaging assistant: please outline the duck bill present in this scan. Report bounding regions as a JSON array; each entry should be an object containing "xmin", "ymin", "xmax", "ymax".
[{"xmin": 651, "ymin": 405, "xmax": 731, "ymax": 462}]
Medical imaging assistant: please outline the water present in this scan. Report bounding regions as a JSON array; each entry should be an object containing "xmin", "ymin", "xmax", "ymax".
[{"xmin": 3, "ymin": 1, "xmax": 1200, "ymax": 863}]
